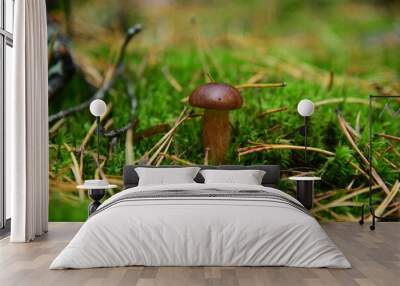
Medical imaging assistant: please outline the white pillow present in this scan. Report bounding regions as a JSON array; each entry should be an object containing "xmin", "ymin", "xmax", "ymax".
[
  {"xmin": 200, "ymin": 169, "xmax": 266, "ymax": 185},
  {"xmin": 135, "ymin": 167, "xmax": 200, "ymax": 186}
]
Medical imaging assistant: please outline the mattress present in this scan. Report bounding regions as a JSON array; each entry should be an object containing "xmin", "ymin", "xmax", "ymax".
[{"xmin": 50, "ymin": 183, "xmax": 351, "ymax": 269}]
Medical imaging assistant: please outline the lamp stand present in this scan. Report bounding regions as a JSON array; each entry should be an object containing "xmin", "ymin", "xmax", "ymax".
[
  {"xmin": 304, "ymin": 116, "xmax": 308, "ymax": 164},
  {"xmin": 96, "ymin": 116, "xmax": 100, "ymax": 167}
]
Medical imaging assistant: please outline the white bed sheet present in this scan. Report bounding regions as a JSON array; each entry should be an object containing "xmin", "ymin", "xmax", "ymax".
[{"xmin": 50, "ymin": 183, "xmax": 351, "ymax": 269}]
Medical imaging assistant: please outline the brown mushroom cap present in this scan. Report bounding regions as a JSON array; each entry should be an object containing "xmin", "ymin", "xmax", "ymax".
[{"xmin": 189, "ymin": 83, "xmax": 242, "ymax": 110}]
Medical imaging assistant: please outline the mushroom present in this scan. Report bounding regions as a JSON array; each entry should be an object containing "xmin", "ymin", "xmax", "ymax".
[{"xmin": 189, "ymin": 83, "xmax": 242, "ymax": 164}]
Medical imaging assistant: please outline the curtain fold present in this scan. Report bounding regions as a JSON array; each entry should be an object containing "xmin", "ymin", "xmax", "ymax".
[{"xmin": 8, "ymin": 0, "xmax": 48, "ymax": 242}]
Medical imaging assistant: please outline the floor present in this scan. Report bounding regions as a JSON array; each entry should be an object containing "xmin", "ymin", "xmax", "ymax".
[{"xmin": 0, "ymin": 222, "xmax": 399, "ymax": 286}]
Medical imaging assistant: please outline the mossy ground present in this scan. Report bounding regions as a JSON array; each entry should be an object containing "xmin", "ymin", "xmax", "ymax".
[{"xmin": 49, "ymin": 0, "xmax": 400, "ymax": 221}]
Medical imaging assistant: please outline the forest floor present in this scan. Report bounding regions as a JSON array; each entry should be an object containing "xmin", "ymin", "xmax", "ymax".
[{"xmin": 48, "ymin": 0, "xmax": 400, "ymax": 221}]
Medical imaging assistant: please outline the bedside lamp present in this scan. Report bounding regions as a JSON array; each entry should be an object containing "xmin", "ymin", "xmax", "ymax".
[
  {"xmin": 89, "ymin": 99, "xmax": 107, "ymax": 165},
  {"xmin": 78, "ymin": 99, "xmax": 111, "ymax": 216},
  {"xmin": 297, "ymin": 99, "xmax": 314, "ymax": 163}
]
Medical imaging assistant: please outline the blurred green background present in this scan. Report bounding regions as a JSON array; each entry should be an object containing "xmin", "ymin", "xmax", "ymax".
[{"xmin": 47, "ymin": 0, "xmax": 400, "ymax": 221}]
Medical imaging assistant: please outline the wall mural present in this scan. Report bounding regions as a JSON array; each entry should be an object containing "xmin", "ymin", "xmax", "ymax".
[{"xmin": 47, "ymin": 0, "xmax": 400, "ymax": 221}]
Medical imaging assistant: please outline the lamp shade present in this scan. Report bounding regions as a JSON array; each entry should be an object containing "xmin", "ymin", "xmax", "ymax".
[
  {"xmin": 89, "ymin": 99, "xmax": 107, "ymax": 117},
  {"xmin": 297, "ymin": 99, "xmax": 314, "ymax": 117}
]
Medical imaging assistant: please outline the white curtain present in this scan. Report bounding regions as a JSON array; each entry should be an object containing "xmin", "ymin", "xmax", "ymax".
[{"xmin": 7, "ymin": 0, "xmax": 48, "ymax": 242}]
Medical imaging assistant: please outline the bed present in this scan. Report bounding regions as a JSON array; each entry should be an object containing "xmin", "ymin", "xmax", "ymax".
[{"xmin": 50, "ymin": 165, "xmax": 350, "ymax": 269}]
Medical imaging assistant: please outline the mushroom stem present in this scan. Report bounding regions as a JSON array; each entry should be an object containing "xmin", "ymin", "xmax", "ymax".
[{"xmin": 203, "ymin": 109, "xmax": 231, "ymax": 164}]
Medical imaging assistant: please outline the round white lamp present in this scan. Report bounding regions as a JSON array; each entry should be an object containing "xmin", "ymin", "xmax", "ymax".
[
  {"xmin": 90, "ymin": 99, "xmax": 107, "ymax": 117},
  {"xmin": 297, "ymin": 99, "xmax": 315, "ymax": 163},
  {"xmin": 297, "ymin": 99, "xmax": 314, "ymax": 117},
  {"xmin": 89, "ymin": 99, "xmax": 107, "ymax": 167}
]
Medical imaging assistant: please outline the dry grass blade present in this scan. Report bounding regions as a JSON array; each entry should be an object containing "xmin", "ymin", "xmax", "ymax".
[
  {"xmin": 313, "ymin": 202, "xmax": 356, "ymax": 222},
  {"xmin": 91, "ymin": 153, "xmax": 107, "ymax": 181},
  {"xmin": 50, "ymin": 179, "xmax": 77, "ymax": 193},
  {"xmin": 104, "ymin": 118, "xmax": 114, "ymax": 130},
  {"xmin": 162, "ymin": 66, "xmax": 183, "ymax": 92},
  {"xmin": 257, "ymin": 106, "xmax": 288, "ymax": 118},
  {"xmin": 348, "ymin": 161, "xmax": 370, "ymax": 180},
  {"xmin": 238, "ymin": 143, "xmax": 335, "ymax": 157},
  {"xmin": 375, "ymin": 180, "xmax": 400, "ymax": 217},
  {"xmin": 155, "ymin": 136, "xmax": 174, "ymax": 166},
  {"xmin": 343, "ymin": 119, "xmax": 360, "ymax": 139},
  {"xmin": 235, "ymin": 82, "xmax": 286, "ymax": 89},
  {"xmin": 245, "ymin": 70, "xmax": 267, "ymax": 84},
  {"xmin": 378, "ymin": 133, "xmax": 400, "ymax": 143},
  {"xmin": 383, "ymin": 202, "xmax": 400, "ymax": 217},
  {"xmin": 125, "ymin": 127, "xmax": 134, "ymax": 165},
  {"xmin": 49, "ymin": 118, "xmax": 65, "ymax": 136},
  {"xmin": 136, "ymin": 124, "xmax": 170, "ymax": 140},
  {"xmin": 326, "ymin": 71, "xmax": 334, "ymax": 91},
  {"xmin": 337, "ymin": 110, "xmax": 390, "ymax": 194},
  {"xmin": 146, "ymin": 108, "xmax": 187, "ymax": 156},
  {"xmin": 142, "ymin": 108, "xmax": 190, "ymax": 165},
  {"xmin": 191, "ymin": 18, "xmax": 210, "ymax": 81},
  {"xmin": 158, "ymin": 153, "xmax": 194, "ymax": 166},
  {"xmin": 355, "ymin": 111, "xmax": 361, "ymax": 134},
  {"xmin": 346, "ymin": 179, "xmax": 356, "ymax": 190},
  {"xmin": 64, "ymin": 143, "xmax": 84, "ymax": 201},
  {"xmin": 204, "ymin": 147, "xmax": 210, "ymax": 166},
  {"xmin": 383, "ymin": 157, "xmax": 399, "ymax": 169},
  {"xmin": 314, "ymin": 98, "xmax": 381, "ymax": 108},
  {"xmin": 314, "ymin": 190, "xmax": 337, "ymax": 202},
  {"xmin": 312, "ymin": 185, "xmax": 380, "ymax": 213},
  {"xmin": 49, "ymin": 144, "xmax": 107, "ymax": 160}
]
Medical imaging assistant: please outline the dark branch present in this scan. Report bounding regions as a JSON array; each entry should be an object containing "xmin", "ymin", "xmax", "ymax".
[
  {"xmin": 136, "ymin": 124, "xmax": 170, "ymax": 140},
  {"xmin": 124, "ymin": 74, "xmax": 138, "ymax": 118},
  {"xmin": 103, "ymin": 119, "xmax": 138, "ymax": 137},
  {"xmin": 49, "ymin": 24, "xmax": 142, "ymax": 123},
  {"xmin": 48, "ymin": 44, "xmax": 76, "ymax": 98},
  {"xmin": 101, "ymin": 73, "xmax": 139, "ymax": 138}
]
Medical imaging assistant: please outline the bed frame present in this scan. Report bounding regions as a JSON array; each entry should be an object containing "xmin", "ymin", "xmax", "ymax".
[{"xmin": 123, "ymin": 165, "xmax": 281, "ymax": 189}]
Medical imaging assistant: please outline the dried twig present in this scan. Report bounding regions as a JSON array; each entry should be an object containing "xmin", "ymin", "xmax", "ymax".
[
  {"xmin": 238, "ymin": 143, "xmax": 335, "ymax": 157},
  {"xmin": 235, "ymin": 82, "xmax": 286, "ymax": 89},
  {"xmin": 158, "ymin": 153, "xmax": 194, "ymax": 165},
  {"xmin": 336, "ymin": 109, "xmax": 390, "ymax": 194},
  {"xmin": 91, "ymin": 153, "xmax": 107, "ymax": 181},
  {"xmin": 64, "ymin": 143, "xmax": 84, "ymax": 201},
  {"xmin": 191, "ymin": 18, "xmax": 210, "ymax": 81},
  {"xmin": 375, "ymin": 180, "xmax": 400, "ymax": 217},
  {"xmin": 162, "ymin": 66, "xmax": 183, "ymax": 92},
  {"xmin": 257, "ymin": 106, "xmax": 288, "ymax": 118},
  {"xmin": 355, "ymin": 111, "xmax": 361, "ymax": 134},
  {"xmin": 326, "ymin": 71, "xmax": 334, "ymax": 91},
  {"xmin": 312, "ymin": 185, "xmax": 380, "ymax": 213},
  {"xmin": 383, "ymin": 202, "xmax": 400, "ymax": 217},
  {"xmin": 48, "ymin": 24, "xmax": 142, "ymax": 123},
  {"xmin": 348, "ymin": 161, "xmax": 370, "ymax": 180},
  {"xmin": 314, "ymin": 98, "xmax": 381, "ymax": 108},
  {"xmin": 204, "ymin": 147, "xmax": 210, "ymax": 166},
  {"xmin": 103, "ymin": 119, "xmax": 138, "ymax": 137},
  {"xmin": 378, "ymin": 133, "xmax": 400, "ymax": 143},
  {"xmin": 49, "ymin": 118, "xmax": 65, "ymax": 137},
  {"xmin": 155, "ymin": 137, "xmax": 174, "ymax": 166},
  {"xmin": 136, "ymin": 124, "xmax": 170, "ymax": 140},
  {"xmin": 246, "ymin": 70, "xmax": 267, "ymax": 84},
  {"xmin": 125, "ymin": 127, "xmax": 134, "ymax": 165},
  {"xmin": 141, "ymin": 108, "xmax": 190, "ymax": 165}
]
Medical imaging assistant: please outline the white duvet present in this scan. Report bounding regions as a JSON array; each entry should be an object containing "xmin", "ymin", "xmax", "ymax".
[{"xmin": 50, "ymin": 183, "xmax": 351, "ymax": 269}]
